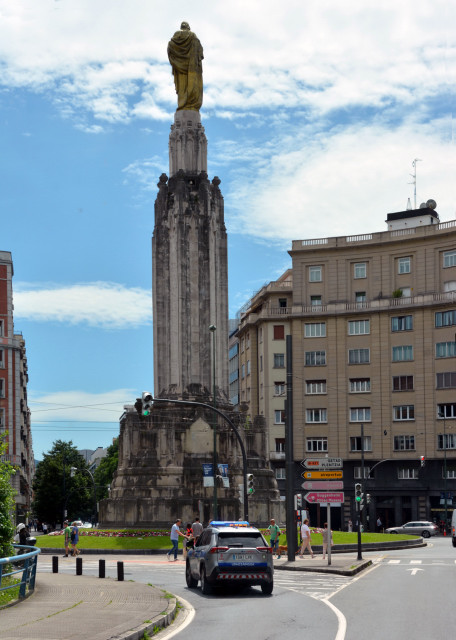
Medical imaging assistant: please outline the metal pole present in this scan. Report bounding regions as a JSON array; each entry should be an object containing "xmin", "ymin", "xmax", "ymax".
[
  {"xmin": 444, "ymin": 414, "xmax": 448, "ymax": 532},
  {"xmin": 357, "ymin": 423, "xmax": 364, "ymax": 560},
  {"xmin": 210, "ymin": 325, "xmax": 218, "ymax": 521},
  {"xmin": 327, "ymin": 506, "xmax": 332, "ymax": 566},
  {"xmin": 285, "ymin": 335, "xmax": 297, "ymax": 562},
  {"xmin": 152, "ymin": 396, "xmax": 249, "ymax": 522}
]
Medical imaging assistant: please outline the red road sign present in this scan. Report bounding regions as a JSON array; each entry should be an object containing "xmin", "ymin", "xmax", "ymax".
[
  {"xmin": 301, "ymin": 457, "xmax": 343, "ymax": 469},
  {"xmin": 302, "ymin": 481, "xmax": 344, "ymax": 491},
  {"xmin": 304, "ymin": 491, "xmax": 345, "ymax": 504}
]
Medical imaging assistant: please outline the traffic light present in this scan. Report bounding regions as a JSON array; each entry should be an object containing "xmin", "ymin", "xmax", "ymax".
[
  {"xmin": 247, "ymin": 473, "xmax": 255, "ymax": 495},
  {"xmin": 355, "ymin": 483, "xmax": 362, "ymax": 510},
  {"xmin": 366, "ymin": 493, "xmax": 371, "ymax": 505},
  {"xmin": 142, "ymin": 391, "xmax": 153, "ymax": 416},
  {"xmin": 420, "ymin": 455, "xmax": 425, "ymax": 467},
  {"xmin": 296, "ymin": 493, "xmax": 302, "ymax": 508},
  {"xmin": 134, "ymin": 398, "xmax": 143, "ymax": 417}
]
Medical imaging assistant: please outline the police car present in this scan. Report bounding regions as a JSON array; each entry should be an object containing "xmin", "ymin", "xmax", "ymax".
[{"xmin": 185, "ymin": 521, "xmax": 274, "ymax": 595}]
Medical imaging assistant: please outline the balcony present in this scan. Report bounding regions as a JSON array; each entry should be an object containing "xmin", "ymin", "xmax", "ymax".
[{"xmin": 270, "ymin": 451, "xmax": 286, "ymax": 461}]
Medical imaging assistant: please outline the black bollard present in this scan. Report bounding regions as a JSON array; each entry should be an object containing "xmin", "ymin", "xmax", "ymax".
[
  {"xmin": 76, "ymin": 557, "xmax": 82, "ymax": 575},
  {"xmin": 52, "ymin": 556, "xmax": 58, "ymax": 573},
  {"xmin": 117, "ymin": 561, "xmax": 124, "ymax": 582},
  {"xmin": 99, "ymin": 559, "xmax": 105, "ymax": 579}
]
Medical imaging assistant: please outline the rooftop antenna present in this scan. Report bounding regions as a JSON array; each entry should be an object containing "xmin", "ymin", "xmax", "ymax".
[{"xmin": 409, "ymin": 158, "xmax": 422, "ymax": 209}]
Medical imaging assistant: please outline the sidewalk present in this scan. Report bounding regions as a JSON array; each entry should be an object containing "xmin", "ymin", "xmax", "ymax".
[
  {"xmin": 0, "ymin": 572, "xmax": 179, "ymax": 640},
  {"xmin": 273, "ymin": 551, "xmax": 372, "ymax": 576}
]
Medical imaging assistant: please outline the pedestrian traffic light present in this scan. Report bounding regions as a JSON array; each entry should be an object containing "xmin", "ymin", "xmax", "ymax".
[
  {"xmin": 296, "ymin": 493, "xmax": 302, "ymax": 508},
  {"xmin": 366, "ymin": 493, "xmax": 371, "ymax": 505},
  {"xmin": 420, "ymin": 455, "xmax": 425, "ymax": 467},
  {"xmin": 142, "ymin": 391, "xmax": 153, "ymax": 416},
  {"xmin": 247, "ymin": 473, "xmax": 255, "ymax": 494}
]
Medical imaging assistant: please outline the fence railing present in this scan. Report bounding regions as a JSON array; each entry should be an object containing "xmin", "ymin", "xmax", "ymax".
[{"xmin": 0, "ymin": 544, "xmax": 40, "ymax": 604}]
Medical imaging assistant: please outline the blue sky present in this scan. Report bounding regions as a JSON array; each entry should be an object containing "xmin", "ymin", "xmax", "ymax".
[{"xmin": 1, "ymin": 0, "xmax": 456, "ymax": 459}]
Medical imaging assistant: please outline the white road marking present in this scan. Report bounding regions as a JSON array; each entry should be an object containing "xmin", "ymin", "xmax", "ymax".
[{"xmin": 407, "ymin": 568, "xmax": 424, "ymax": 575}]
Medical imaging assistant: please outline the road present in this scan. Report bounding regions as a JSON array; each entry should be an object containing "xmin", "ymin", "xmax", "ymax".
[{"xmin": 36, "ymin": 538, "xmax": 456, "ymax": 640}]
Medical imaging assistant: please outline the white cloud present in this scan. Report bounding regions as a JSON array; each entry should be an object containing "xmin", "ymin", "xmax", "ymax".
[
  {"xmin": 13, "ymin": 282, "xmax": 151, "ymax": 329},
  {"xmin": 225, "ymin": 117, "xmax": 456, "ymax": 242}
]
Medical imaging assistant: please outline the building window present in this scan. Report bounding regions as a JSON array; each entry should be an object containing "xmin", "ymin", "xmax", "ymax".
[
  {"xmin": 348, "ymin": 320, "xmax": 370, "ymax": 335},
  {"xmin": 275, "ymin": 438, "xmax": 285, "ymax": 453},
  {"xmin": 400, "ymin": 287, "xmax": 412, "ymax": 297},
  {"xmin": 260, "ymin": 355, "xmax": 263, "ymax": 372},
  {"xmin": 435, "ymin": 310, "xmax": 456, "ymax": 328},
  {"xmin": 246, "ymin": 333, "xmax": 250, "ymax": 349},
  {"xmin": 392, "ymin": 345, "xmax": 413, "ymax": 362},
  {"xmin": 436, "ymin": 342, "xmax": 456, "ymax": 358},
  {"xmin": 445, "ymin": 468, "xmax": 456, "ymax": 479},
  {"xmin": 438, "ymin": 433, "xmax": 456, "ymax": 449},
  {"xmin": 306, "ymin": 380, "xmax": 327, "ymax": 394},
  {"xmin": 0, "ymin": 379, "xmax": 4, "ymax": 398},
  {"xmin": 398, "ymin": 468, "xmax": 419, "ymax": 479},
  {"xmin": 349, "ymin": 378, "xmax": 371, "ymax": 392},
  {"xmin": 391, "ymin": 315, "xmax": 413, "ymax": 332},
  {"xmin": 0, "ymin": 408, "xmax": 3, "ymax": 429},
  {"xmin": 278, "ymin": 298, "xmax": 288, "ymax": 308},
  {"xmin": 273, "ymin": 325, "xmax": 285, "ymax": 340},
  {"xmin": 310, "ymin": 295, "xmax": 322, "ymax": 306},
  {"xmin": 0, "ymin": 320, "xmax": 3, "ymax": 337},
  {"xmin": 444, "ymin": 281, "xmax": 456, "ymax": 292},
  {"xmin": 394, "ymin": 435, "xmax": 416, "ymax": 451},
  {"xmin": 241, "ymin": 364, "xmax": 245, "ymax": 379},
  {"xmin": 354, "ymin": 263, "xmax": 366, "ymax": 279},
  {"xmin": 306, "ymin": 437, "xmax": 328, "ymax": 452},
  {"xmin": 443, "ymin": 250, "xmax": 456, "ymax": 268},
  {"xmin": 305, "ymin": 351, "xmax": 326, "ymax": 366},
  {"xmin": 275, "ymin": 467, "xmax": 286, "ymax": 480},
  {"xmin": 240, "ymin": 338, "xmax": 244, "ymax": 353},
  {"xmin": 306, "ymin": 408, "xmax": 327, "ymax": 423},
  {"xmin": 398, "ymin": 257, "xmax": 411, "ymax": 274},
  {"xmin": 354, "ymin": 467, "xmax": 371, "ymax": 479},
  {"xmin": 274, "ymin": 353, "xmax": 285, "ymax": 368},
  {"xmin": 436, "ymin": 372, "xmax": 456, "ymax": 389},
  {"xmin": 350, "ymin": 436, "xmax": 372, "ymax": 452},
  {"xmin": 305, "ymin": 322, "xmax": 326, "ymax": 337},
  {"xmin": 274, "ymin": 410, "xmax": 285, "ymax": 424},
  {"xmin": 247, "ymin": 360, "xmax": 250, "ymax": 375},
  {"xmin": 437, "ymin": 403, "xmax": 456, "ymax": 419},
  {"xmin": 355, "ymin": 292, "xmax": 367, "ymax": 303},
  {"xmin": 0, "ymin": 349, "xmax": 3, "ymax": 368},
  {"xmin": 392, "ymin": 375, "xmax": 414, "ymax": 391},
  {"xmin": 350, "ymin": 407, "xmax": 371, "ymax": 422},
  {"xmin": 309, "ymin": 266, "xmax": 322, "ymax": 282},
  {"xmin": 274, "ymin": 381, "xmax": 285, "ymax": 396},
  {"xmin": 259, "ymin": 327, "xmax": 263, "ymax": 342},
  {"xmin": 348, "ymin": 348, "xmax": 370, "ymax": 364},
  {"xmin": 393, "ymin": 405, "xmax": 415, "ymax": 421}
]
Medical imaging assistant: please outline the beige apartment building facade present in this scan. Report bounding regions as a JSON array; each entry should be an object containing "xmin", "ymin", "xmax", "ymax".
[{"xmin": 239, "ymin": 206, "xmax": 456, "ymax": 530}]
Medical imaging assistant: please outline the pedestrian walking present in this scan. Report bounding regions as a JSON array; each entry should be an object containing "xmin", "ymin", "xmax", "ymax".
[
  {"xmin": 321, "ymin": 522, "xmax": 333, "ymax": 560},
  {"xmin": 167, "ymin": 518, "xmax": 188, "ymax": 561},
  {"xmin": 191, "ymin": 516, "xmax": 203, "ymax": 539},
  {"xmin": 298, "ymin": 519, "xmax": 314, "ymax": 558},
  {"xmin": 62, "ymin": 520, "xmax": 71, "ymax": 557},
  {"xmin": 267, "ymin": 518, "xmax": 281, "ymax": 558},
  {"xmin": 348, "ymin": 519, "xmax": 353, "ymax": 532},
  {"xmin": 70, "ymin": 522, "xmax": 80, "ymax": 557},
  {"xmin": 376, "ymin": 516, "xmax": 382, "ymax": 532}
]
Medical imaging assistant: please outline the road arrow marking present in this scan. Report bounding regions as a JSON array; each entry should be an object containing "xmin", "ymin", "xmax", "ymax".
[{"xmin": 407, "ymin": 568, "xmax": 424, "ymax": 576}]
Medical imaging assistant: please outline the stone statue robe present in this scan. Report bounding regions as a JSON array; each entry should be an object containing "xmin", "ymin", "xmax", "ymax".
[{"xmin": 168, "ymin": 28, "xmax": 203, "ymax": 111}]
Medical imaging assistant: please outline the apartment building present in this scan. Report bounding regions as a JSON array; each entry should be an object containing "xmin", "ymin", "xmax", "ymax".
[
  {"xmin": 0, "ymin": 251, "xmax": 34, "ymax": 522},
  {"xmin": 238, "ymin": 205, "xmax": 456, "ymax": 529}
]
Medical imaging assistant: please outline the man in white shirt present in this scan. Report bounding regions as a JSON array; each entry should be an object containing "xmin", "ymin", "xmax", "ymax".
[{"xmin": 298, "ymin": 519, "xmax": 314, "ymax": 558}]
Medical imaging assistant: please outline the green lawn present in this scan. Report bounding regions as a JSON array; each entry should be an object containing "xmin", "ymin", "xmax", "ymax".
[
  {"xmin": 0, "ymin": 576, "xmax": 20, "ymax": 607},
  {"xmin": 35, "ymin": 528, "xmax": 416, "ymax": 551}
]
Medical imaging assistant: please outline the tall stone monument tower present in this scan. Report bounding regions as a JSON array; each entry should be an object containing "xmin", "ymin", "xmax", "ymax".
[
  {"xmin": 99, "ymin": 24, "xmax": 282, "ymax": 527},
  {"xmin": 153, "ymin": 22, "xmax": 228, "ymax": 401}
]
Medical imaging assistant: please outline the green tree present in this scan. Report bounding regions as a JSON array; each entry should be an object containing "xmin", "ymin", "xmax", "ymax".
[
  {"xmin": 32, "ymin": 440, "xmax": 92, "ymax": 526},
  {"xmin": 93, "ymin": 439, "xmax": 118, "ymax": 501},
  {"xmin": 0, "ymin": 434, "xmax": 16, "ymax": 557}
]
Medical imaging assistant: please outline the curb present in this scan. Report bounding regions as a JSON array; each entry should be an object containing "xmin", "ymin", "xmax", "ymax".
[
  {"xmin": 275, "ymin": 559, "xmax": 373, "ymax": 576},
  {"xmin": 119, "ymin": 595, "xmax": 178, "ymax": 640}
]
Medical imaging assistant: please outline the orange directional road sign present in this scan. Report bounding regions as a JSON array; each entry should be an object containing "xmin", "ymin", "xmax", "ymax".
[{"xmin": 301, "ymin": 470, "xmax": 343, "ymax": 480}]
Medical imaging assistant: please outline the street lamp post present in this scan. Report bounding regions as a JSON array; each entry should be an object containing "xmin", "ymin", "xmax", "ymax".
[
  {"xmin": 439, "ymin": 409, "xmax": 448, "ymax": 532},
  {"xmin": 72, "ymin": 467, "xmax": 97, "ymax": 525},
  {"xmin": 209, "ymin": 324, "xmax": 218, "ymax": 520},
  {"xmin": 150, "ymin": 396, "xmax": 249, "ymax": 522}
]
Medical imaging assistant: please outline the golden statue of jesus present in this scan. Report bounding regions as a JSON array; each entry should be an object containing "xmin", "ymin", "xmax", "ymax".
[{"xmin": 167, "ymin": 22, "xmax": 204, "ymax": 111}]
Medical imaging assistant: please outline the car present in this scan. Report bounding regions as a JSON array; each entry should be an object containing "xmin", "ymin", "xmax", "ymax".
[
  {"xmin": 385, "ymin": 521, "xmax": 438, "ymax": 538},
  {"xmin": 186, "ymin": 520, "xmax": 274, "ymax": 595}
]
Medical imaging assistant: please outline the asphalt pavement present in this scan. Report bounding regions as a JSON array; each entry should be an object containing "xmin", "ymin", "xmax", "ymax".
[{"xmin": 0, "ymin": 549, "xmax": 373, "ymax": 640}]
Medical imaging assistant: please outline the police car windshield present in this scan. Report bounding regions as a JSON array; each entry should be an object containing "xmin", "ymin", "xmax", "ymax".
[{"xmin": 218, "ymin": 532, "xmax": 264, "ymax": 547}]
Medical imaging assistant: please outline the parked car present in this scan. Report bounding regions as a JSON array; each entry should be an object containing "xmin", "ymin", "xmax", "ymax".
[
  {"xmin": 385, "ymin": 521, "xmax": 438, "ymax": 538},
  {"xmin": 186, "ymin": 520, "xmax": 274, "ymax": 595}
]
